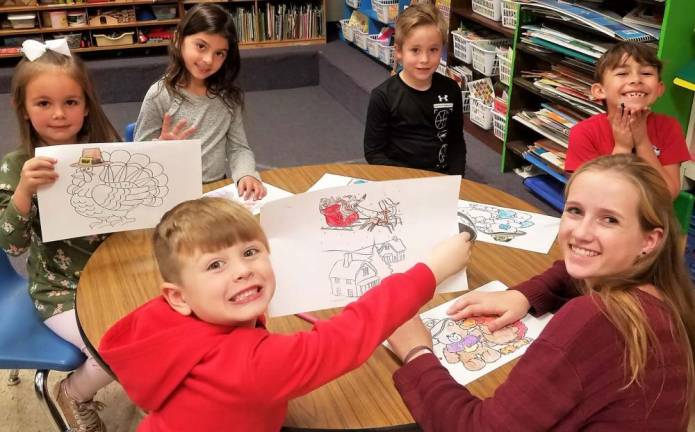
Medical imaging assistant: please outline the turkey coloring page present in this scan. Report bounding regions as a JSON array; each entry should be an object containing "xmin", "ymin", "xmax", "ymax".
[
  {"xmin": 261, "ymin": 175, "xmax": 468, "ymax": 317},
  {"xmin": 36, "ymin": 140, "xmax": 202, "ymax": 242}
]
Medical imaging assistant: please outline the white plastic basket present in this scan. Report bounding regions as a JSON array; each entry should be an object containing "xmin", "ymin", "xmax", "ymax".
[
  {"xmin": 340, "ymin": 19, "xmax": 354, "ymax": 43},
  {"xmin": 497, "ymin": 48, "xmax": 512, "ymax": 86},
  {"xmin": 472, "ymin": 0, "xmax": 502, "ymax": 21},
  {"xmin": 353, "ymin": 29, "xmax": 369, "ymax": 50},
  {"xmin": 371, "ymin": 0, "xmax": 399, "ymax": 24},
  {"xmin": 367, "ymin": 35, "xmax": 385, "ymax": 57},
  {"xmin": 469, "ymin": 97, "xmax": 493, "ymax": 130},
  {"xmin": 501, "ymin": 0, "xmax": 518, "ymax": 29},
  {"xmin": 436, "ymin": 62, "xmax": 447, "ymax": 76},
  {"xmin": 378, "ymin": 44, "xmax": 395, "ymax": 66},
  {"xmin": 492, "ymin": 109, "xmax": 507, "ymax": 140},
  {"xmin": 461, "ymin": 90, "xmax": 470, "ymax": 114},
  {"xmin": 472, "ymin": 39, "xmax": 510, "ymax": 76},
  {"xmin": 452, "ymin": 31, "xmax": 468, "ymax": 63},
  {"xmin": 346, "ymin": 0, "xmax": 361, "ymax": 9}
]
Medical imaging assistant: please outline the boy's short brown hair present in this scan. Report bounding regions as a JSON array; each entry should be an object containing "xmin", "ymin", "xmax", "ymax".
[
  {"xmin": 594, "ymin": 41, "xmax": 662, "ymax": 83},
  {"xmin": 394, "ymin": 3, "xmax": 448, "ymax": 48},
  {"xmin": 153, "ymin": 197, "xmax": 269, "ymax": 284}
]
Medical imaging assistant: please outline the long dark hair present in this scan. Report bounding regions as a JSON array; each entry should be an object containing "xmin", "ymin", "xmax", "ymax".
[
  {"xmin": 164, "ymin": 3, "xmax": 243, "ymax": 110},
  {"xmin": 11, "ymin": 50, "xmax": 121, "ymax": 155}
]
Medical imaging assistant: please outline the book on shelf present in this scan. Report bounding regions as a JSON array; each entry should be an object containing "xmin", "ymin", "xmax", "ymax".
[
  {"xmin": 232, "ymin": 3, "xmax": 324, "ymax": 43},
  {"xmin": 521, "ymin": 70, "xmax": 605, "ymax": 116},
  {"xmin": 519, "ymin": 0, "xmax": 656, "ymax": 42},
  {"xmin": 522, "ymin": 25, "xmax": 608, "ymax": 60},
  {"xmin": 529, "ymin": 138, "xmax": 566, "ymax": 171}
]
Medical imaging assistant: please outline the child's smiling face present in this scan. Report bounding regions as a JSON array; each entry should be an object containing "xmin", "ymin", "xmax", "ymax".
[
  {"xmin": 591, "ymin": 54, "xmax": 664, "ymax": 112},
  {"xmin": 24, "ymin": 69, "xmax": 87, "ymax": 145},
  {"xmin": 396, "ymin": 24, "xmax": 444, "ymax": 90},
  {"xmin": 163, "ymin": 239, "xmax": 276, "ymax": 327},
  {"xmin": 180, "ymin": 31, "xmax": 229, "ymax": 89}
]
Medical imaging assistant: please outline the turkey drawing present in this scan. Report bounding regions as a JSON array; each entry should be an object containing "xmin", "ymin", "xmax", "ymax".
[{"xmin": 67, "ymin": 149, "xmax": 169, "ymax": 228}]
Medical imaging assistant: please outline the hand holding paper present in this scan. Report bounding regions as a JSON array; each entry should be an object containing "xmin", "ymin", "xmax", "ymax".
[
  {"xmin": 14, "ymin": 156, "xmax": 58, "ymax": 216},
  {"xmin": 446, "ymin": 289, "xmax": 531, "ymax": 332},
  {"xmin": 424, "ymin": 231, "xmax": 473, "ymax": 285}
]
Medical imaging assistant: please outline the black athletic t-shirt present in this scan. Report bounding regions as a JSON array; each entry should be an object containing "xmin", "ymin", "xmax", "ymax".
[{"xmin": 363, "ymin": 72, "xmax": 466, "ymax": 176}]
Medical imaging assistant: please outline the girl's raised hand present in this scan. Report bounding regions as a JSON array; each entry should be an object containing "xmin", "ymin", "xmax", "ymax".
[
  {"xmin": 158, "ymin": 114, "xmax": 196, "ymax": 141},
  {"xmin": 14, "ymin": 156, "xmax": 58, "ymax": 216},
  {"xmin": 446, "ymin": 290, "xmax": 530, "ymax": 332},
  {"xmin": 237, "ymin": 176, "xmax": 267, "ymax": 201}
]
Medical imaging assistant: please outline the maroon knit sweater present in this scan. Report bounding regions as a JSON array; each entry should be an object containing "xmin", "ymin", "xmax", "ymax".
[{"xmin": 394, "ymin": 260, "xmax": 689, "ymax": 431}]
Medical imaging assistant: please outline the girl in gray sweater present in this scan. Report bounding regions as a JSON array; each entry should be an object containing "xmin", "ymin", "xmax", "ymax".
[{"xmin": 135, "ymin": 4, "xmax": 266, "ymax": 200}]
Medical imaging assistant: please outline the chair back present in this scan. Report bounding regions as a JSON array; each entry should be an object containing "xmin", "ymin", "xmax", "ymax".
[
  {"xmin": 0, "ymin": 250, "xmax": 84, "ymax": 370},
  {"xmin": 125, "ymin": 122, "xmax": 136, "ymax": 142},
  {"xmin": 674, "ymin": 190, "xmax": 694, "ymax": 235}
]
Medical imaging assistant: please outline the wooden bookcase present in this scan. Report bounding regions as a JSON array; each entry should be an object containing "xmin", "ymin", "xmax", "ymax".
[
  {"xmin": 0, "ymin": 0, "xmax": 326, "ymax": 59},
  {"xmin": 499, "ymin": 0, "xmax": 695, "ymax": 206}
]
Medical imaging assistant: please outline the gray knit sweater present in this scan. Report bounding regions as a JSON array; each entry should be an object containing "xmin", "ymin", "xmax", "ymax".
[{"xmin": 135, "ymin": 80, "xmax": 260, "ymax": 183}]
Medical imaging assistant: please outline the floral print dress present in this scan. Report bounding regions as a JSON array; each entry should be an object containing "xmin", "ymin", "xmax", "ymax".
[{"xmin": 0, "ymin": 151, "xmax": 107, "ymax": 320}]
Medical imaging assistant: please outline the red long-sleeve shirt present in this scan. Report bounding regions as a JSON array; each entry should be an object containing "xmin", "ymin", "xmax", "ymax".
[
  {"xmin": 394, "ymin": 260, "xmax": 689, "ymax": 431},
  {"xmin": 100, "ymin": 263, "xmax": 435, "ymax": 432}
]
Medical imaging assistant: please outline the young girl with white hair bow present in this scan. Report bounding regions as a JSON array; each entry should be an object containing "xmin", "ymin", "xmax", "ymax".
[{"xmin": 0, "ymin": 38, "xmax": 118, "ymax": 432}]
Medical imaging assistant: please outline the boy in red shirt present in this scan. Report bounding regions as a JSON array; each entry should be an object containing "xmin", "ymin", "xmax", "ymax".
[
  {"xmin": 566, "ymin": 42, "xmax": 690, "ymax": 198},
  {"xmin": 99, "ymin": 197, "xmax": 472, "ymax": 431}
]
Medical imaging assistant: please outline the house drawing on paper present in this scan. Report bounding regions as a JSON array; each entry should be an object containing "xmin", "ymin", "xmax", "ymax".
[
  {"xmin": 329, "ymin": 253, "xmax": 379, "ymax": 297},
  {"xmin": 458, "ymin": 203, "xmax": 534, "ymax": 242},
  {"xmin": 327, "ymin": 237, "xmax": 407, "ymax": 297},
  {"xmin": 67, "ymin": 148, "xmax": 169, "ymax": 228},
  {"xmin": 425, "ymin": 316, "xmax": 532, "ymax": 372},
  {"xmin": 319, "ymin": 194, "xmax": 402, "ymax": 233}
]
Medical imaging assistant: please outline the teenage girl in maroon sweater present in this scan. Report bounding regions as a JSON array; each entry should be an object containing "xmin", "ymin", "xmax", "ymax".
[{"xmin": 388, "ymin": 154, "xmax": 695, "ymax": 431}]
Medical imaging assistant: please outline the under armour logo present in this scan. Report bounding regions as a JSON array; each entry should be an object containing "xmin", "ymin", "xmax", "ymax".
[{"xmin": 438, "ymin": 95, "xmax": 448, "ymax": 102}]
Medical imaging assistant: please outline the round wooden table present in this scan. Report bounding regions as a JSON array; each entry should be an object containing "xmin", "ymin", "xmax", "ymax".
[{"xmin": 76, "ymin": 163, "xmax": 561, "ymax": 430}]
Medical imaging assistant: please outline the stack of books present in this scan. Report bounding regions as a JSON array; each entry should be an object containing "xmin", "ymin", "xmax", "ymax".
[
  {"xmin": 513, "ymin": 102, "xmax": 584, "ymax": 149},
  {"xmin": 520, "ymin": 66, "xmax": 605, "ymax": 116},
  {"xmin": 520, "ymin": 24, "xmax": 608, "ymax": 65}
]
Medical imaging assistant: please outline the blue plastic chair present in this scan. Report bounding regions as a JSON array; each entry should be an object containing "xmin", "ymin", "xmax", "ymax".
[
  {"xmin": 125, "ymin": 122, "xmax": 136, "ymax": 142},
  {"xmin": 0, "ymin": 250, "xmax": 85, "ymax": 431}
]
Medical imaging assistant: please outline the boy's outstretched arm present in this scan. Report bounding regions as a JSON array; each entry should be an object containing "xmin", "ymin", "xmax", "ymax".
[{"xmin": 243, "ymin": 232, "xmax": 473, "ymax": 402}]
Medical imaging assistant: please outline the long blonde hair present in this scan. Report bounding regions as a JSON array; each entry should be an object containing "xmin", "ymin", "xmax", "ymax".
[
  {"xmin": 566, "ymin": 154, "xmax": 695, "ymax": 416},
  {"xmin": 11, "ymin": 50, "xmax": 120, "ymax": 155}
]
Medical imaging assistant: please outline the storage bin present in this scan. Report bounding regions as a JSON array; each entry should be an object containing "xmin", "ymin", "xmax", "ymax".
[
  {"xmin": 492, "ymin": 109, "xmax": 506, "ymax": 140},
  {"xmin": 452, "ymin": 31, "xmax": 468, "ymax": 63},
  {"xmin": 8, "ymin": 13, "xmax": 36, "ymax": 29},
  {"xmin": 42, "ymin": 11, "xmax": 67, "ymax": 28},
  {"xmin": 497, "ymin": 47, "xmax": 512, "ymax": 86},
  {"xmin": 346, "ymin": 0, "xmax": 360, "ymax": 8},
  {"xmin": 67, "ymin": 10, "xmax": 87, "ymax": 27},
  {"xmin": 501, "ymin": 0, "xmax": 518, "ymax": 29},
  {"xmin": 436, "ymin": 62, "xmax": 447, "ymax": 76},
  {"xmin": 94, "ymin": 31, "xmax": 134, "ymax": 47},
  {"xmin": 471, "ymin": 0, "xmax": 502, "ymax": 21},
  {"xmin": 340, "ymin": 19, "xmax": 354, "ymax": 42},
  {"xmin": 469, "ymin": 96, "xmax": 493, "ymax": 130},
  {"xmin": 53, "ymin": 33, "xmax": 82, "ymax": 49},
  {"xmin": 377, "ymin": 43, "xmax": 394, "ymax": 66},
  {"xmin": 366, "ymin": 35, "xmax": 385, "ymax": 58},
  {"xmin": 152, "ymin": 5, "xmax": 176, "ymax": 20},
  {"xmin": 461, "ymin": 90, "xmax": 470, "ymax": 114},
  {"xmin": 472, "ymin": 39, "xmax": 510, "ymax": 76},
  {"xmin": 371, "ymin": 0, "xmax": 399, "ymax": 24},
  {"xmin": 353, "ymin": 28, "xmax": 369, "ymax": 50}
]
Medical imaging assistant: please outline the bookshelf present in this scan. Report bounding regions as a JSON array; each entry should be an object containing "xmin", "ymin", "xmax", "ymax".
[
  {"xmin": 0, "ymin": 0, "xmax": 326, "ymax": 59},
  {"xmin": 500, "ymin": 0, "xmax": 695, "ymax": 207}
]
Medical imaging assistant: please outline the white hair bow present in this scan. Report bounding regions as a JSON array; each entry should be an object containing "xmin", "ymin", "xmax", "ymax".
[{"xmin": 21, "ymin": 38, "xmax": 72, "ymax": 62}]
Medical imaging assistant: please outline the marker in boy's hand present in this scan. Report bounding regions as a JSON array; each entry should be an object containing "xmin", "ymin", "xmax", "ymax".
[{"xmin": 424, "ymin": 231, "xmax": 472, "ymax": 285}]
